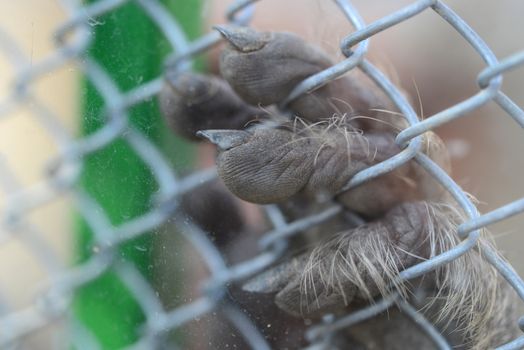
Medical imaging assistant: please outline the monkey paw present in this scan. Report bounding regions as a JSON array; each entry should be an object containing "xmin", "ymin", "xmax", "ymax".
[{"xmin": 159, "ymin": 25, "xmax": 452, "ymax": 316}]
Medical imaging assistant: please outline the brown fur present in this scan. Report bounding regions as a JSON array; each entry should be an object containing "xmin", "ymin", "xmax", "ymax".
[{"xmin": 298, "ymin": 201, "xmax": 519, "ymax": 349}]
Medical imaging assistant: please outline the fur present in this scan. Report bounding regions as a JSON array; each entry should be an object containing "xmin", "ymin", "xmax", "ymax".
[{"xmin": 299, "ymin": 200, "xmax": 518, "ymax": 349}]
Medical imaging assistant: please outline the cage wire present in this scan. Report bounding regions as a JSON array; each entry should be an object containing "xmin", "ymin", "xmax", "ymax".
[{"xmin": 1, "ymin": 0, "xmax": 524, "ymax": 349}]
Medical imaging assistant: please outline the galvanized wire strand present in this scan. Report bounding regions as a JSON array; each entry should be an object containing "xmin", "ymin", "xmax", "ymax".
[
  {"xmin": 221, "ymin": 303, "xmax": 272, "ymax": 350},
  {"xmin": 70, "ymin": 318, "xmax": 103, "ymax": 350},
  {"xmin": 495, "ymin": 91, "xmax": 524, "ymax": 128},
  {"xmin": 478, "ymin": 50, "xmax": 524, "ymax": 88},
  {"xmin": 458, "ymin": 198, "xmax": 524, "ymax": 236},
  {"xmin": 395, "ymin": 1, "xmax": 504, "ymax": 146},
  {"xmin": 163, "ymin": 0, "xmax": 256, "ymax": 69},
  {"xmin": 397, "ymin": 299, "xmax": 452, "ymax": 350},
  {"xmin": 306, "ymin": 293, "xmax": 399, "ymax": 341}
]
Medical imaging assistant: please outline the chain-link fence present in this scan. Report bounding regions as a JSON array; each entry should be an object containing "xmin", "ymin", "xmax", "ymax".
[{"xmin": 1, "ymin": 0, "xmax": 524, "ymax": 349}]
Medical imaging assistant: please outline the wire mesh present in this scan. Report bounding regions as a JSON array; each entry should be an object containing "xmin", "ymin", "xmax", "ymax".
[{"xmin": 0, "ymin": 0, "xmax": 524, "ymax": 349}]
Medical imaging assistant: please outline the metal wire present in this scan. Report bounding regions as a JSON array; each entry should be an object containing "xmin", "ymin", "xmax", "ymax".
[{"xmin": 0, "ymin": 0, "xmax": 523, "ymax": 349}]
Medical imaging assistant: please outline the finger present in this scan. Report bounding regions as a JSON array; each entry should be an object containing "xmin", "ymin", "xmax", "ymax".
[
  {"xmin": 216, "ymin": 25, "xmax": 405, "ymax": 132},
  {"xmin": 337, "ymin": 130, "xmax": 451, "ymax": 217},
  {"xmin": 199, "ymin": 122, "xmax": 448, "ymax": 217},
  {"xmin": 159, "ymin": 71, "xmax": 265, "ymax": 140},
  {"xmin": 272, "ymin": 202, "xmax": 431, "ymax": 317},
  {"xmin": 181, "ymin": 179, "xmax": 247, "ymax": 247},
  {"xmin": 199, "ymin": 125, "xmax": 396, "ymax": 205}
]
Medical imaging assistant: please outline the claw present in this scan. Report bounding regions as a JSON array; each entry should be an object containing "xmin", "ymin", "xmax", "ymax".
[
  {"xmin": 214, "ymin": 24, "xmax": 269, "ymax": 52},
  {"xmin": 243, "ymin": 258, "xmax": 304, "ymax": 293},
  {"xmin": 197, "ymin": 129, "xmax": 251, "ymax": 151}
]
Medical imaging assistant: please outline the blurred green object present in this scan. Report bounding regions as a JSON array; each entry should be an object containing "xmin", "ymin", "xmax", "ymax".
[{"xmin": 74, "ymin": 1, "xmax": 202, "ymax": 348}]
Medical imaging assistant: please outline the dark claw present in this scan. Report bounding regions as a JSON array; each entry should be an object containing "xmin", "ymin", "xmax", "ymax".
[
  {"xmin": 197, "ymin": 129, "xmax": 251, "ymax": 151},
  {"xmin": 242, "ymin": 256, "xmax": 306, "ymax": 293},
  {"xmin": 214, "ymin": 24, "xmax": 269, "ymax": 52}
]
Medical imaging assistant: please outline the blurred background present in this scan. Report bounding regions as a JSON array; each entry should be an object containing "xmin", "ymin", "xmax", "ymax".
[
  {"xmin": 0, "ymin": 2, "xmax": 76, "ymax": 345},
  {"xmin": 0, "ymin": 0, "xmax": 523, "ymax": 348}
]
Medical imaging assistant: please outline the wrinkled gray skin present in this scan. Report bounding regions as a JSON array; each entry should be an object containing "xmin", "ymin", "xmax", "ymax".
[
  {"xmin": 203, "ymin": 126, "xmax": 447, "ymax": 218},
  {"xmin": 217, "ymin": 25, "xmax": 408, "ymax": 133},
  {"xmin": 159, "ymin": 25, "xmax": 520, "ymax": 349}
]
